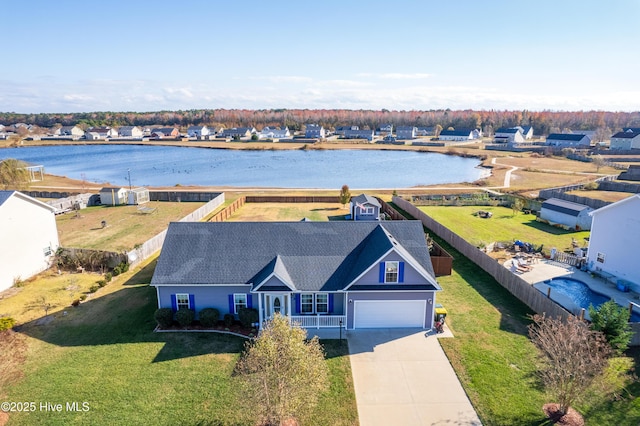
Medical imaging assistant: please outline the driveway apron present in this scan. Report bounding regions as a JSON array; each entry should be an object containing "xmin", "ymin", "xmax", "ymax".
[{"xmin": 348, "ymin": 329, "xmax": 481, "ymax": 425}]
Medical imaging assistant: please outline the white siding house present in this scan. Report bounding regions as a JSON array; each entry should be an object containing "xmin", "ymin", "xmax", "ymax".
[
  {"xmin": 586, "ymin": 194, "xmax": 640, "ymax": 291},
  {"xmin": 305, "ymin": 124, "xmax": 325, "ymax": 138},
  {"xmin": 494, "ymin": 128, "xmax": 525, "ymax": 143},
  {"xmin": 259, "ymin": 127, "xmax": 291, "ymax": 139},
  {"xmin": 0, "ymin": 191, "xmax": 60, "ymax": 291},
  {"xmin": 118, "ymin": 126, "xmax": 143, "ymax": 138},
  {"xmin": 396, "ymin": 126, "xmax": 417, "ymax": 140},
  {"xmin": 546, "ymin": 133, "xmax": 591, "ymax": 147},
  {"xmin": 438, "ymin": 129, "xmax": 474, "ymax": 141},
  {"xmin": 610, "ymin": 131, "xmax": 640, "ymax": 150},
  {"xmin": 187, "ymin": 126, "xmax": 210, "ymax": 138}
]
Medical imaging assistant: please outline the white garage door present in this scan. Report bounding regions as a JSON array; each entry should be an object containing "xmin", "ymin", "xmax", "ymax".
[{"xmin": 354, "ymin": 300, "xmax": 425, "ymax": 328}]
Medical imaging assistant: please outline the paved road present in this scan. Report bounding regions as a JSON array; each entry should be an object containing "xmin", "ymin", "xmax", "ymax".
[{"xmin": 348, "ymin": 329, "xmax": 482, "ymax": 426}]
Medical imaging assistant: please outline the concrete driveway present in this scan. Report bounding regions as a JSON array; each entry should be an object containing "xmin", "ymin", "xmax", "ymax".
[{"xmin": 348, "ymin": 329, "xmax": 481, "ymax": 426}]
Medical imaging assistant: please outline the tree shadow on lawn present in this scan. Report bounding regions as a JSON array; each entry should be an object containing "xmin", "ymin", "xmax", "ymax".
[{"xmin": 16, "ymin": 281, "xmax": 246, "ymax": 364}]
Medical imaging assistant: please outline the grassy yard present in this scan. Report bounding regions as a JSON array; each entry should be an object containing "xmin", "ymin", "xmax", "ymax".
[
  {"xmin": 418, "ymin": 205, "xmax": 590, "ymax": 254},
  {"xmin": 55, "ymin": 202, "xmax": 206, "ymax": 251},
  {"xmin": 1, "ymin": 260, "xmax": 357, "ymax": 426}
]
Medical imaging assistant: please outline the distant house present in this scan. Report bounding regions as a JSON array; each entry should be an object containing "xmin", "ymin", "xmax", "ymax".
[
  {"xmin": 610, "ymin": 131, "xmax": 640, "ymax": 150},
  {"xmin": 438, "ymin": 129, "xmax": 474, "ymax": 141},
  {"xmin": 343, "ymin": 129, "xmax": 374, "ymax": 141},
  {"xmin": 618, "ymin": 164, "xmax": 640, "ymax": 181},
  {"xmin": 586, "ymin": 194, "xmax": 640, "ymax": 291},
  {"xmin": 0, "ymin": 191, "xmax": 59, "ymax": 292},
  {"xmin": 259, "ymin": 127, "xmax": 291, "ymax": 139},
  {"xmin": 84, "ymin": 132, "xmax": 101, "ymax": 140},
  {"xmin": 494, "ymin": 128, "xmax": 524, "ymax": 143},
  {"xmin": 305, "ymin": 124, "xmax": 325, "ymax": 139},
  {"xmin": 187, "ymin": 126, "xmax": 210, "ymax": 138},
  {"xmin": 396, "ymin": 126, "xmax": 417, "ymax": 140},
  {"xmin": 99, "ymin": 187, "xmax": 128, "ymax": 206},
  {"xmin": 520, "ymin": 126, "xmax": 534, "ymax": 139},
  {"xmin": 151, "ymin": 127, "xmax": 180, "ymax": 139},
  {"xmin": 150, "ymin": 221, "xmax": 441, "ymax": 330},
  {"xmin": 545, "ymin": 133, "xmax": 591, "ymax": 147},
  {"xmin": 335, "ymin": 125, "xmax": 359, "ymax": 136},
  {"xmin": 539, "ymin": 198, "xmax": 593, "ymax": 231},
  {"xmin": 376, "ymin": 124, "xmax": 393, "ymax": 135},
  {"xmin": 220, "ymin": 127, "xmax": 254, "ymax": 139},
  {"xmin": 56, "ymin": 125, "xmax": 84, "ymax": 138},
  {"xmin": 87, "ymin": 126, "xmax": 118, "ymax": 139},
  {"xmin": 416, "ymin": 126, "xmax": 435, "ymax": 136},
  {"xmin": 623, "ymin": 127, "xmax": 640, "ymax": 133},
  {"xmin": 350, "ymin": 194, "xmax": 381, "ymax": 221},
  {"xmin": 118, "ymin": 126, "xmax": 143, "ymax": 138}
]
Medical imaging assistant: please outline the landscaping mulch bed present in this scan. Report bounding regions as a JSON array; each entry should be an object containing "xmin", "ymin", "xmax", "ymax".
[
  {"xmin": 156, "ymin": 322, "xmax": 258, "ymax": 338},
  {"xmin": 543, "ymin": 403, "xmax": 585, "ymax": 426}
]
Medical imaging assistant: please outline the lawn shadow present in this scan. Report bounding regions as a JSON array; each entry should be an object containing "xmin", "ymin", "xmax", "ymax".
[
  {"xmin": 16, "ymin": 269, "xmax": 245, "ymax": 363},
  {"xmin": 311, "ymin": 207, "xmax": 340, "ymax": 212},
  {"xmin": 522, "ymin": 219, "xmax": 586, "ymax": 236},
  {"xmin": 327, "ymin": 214, "xmax": 348, "ymax": 221}
]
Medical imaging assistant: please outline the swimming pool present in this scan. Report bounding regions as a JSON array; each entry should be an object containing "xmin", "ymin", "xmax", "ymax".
[{"xmin": 534, "ymin": 277, "xmax": 640, "ymax": 322}]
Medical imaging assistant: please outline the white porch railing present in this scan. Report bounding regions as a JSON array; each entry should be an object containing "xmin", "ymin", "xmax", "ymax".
[{"xmin": 290, "ymin": 315, "xmax": 346, "ymax": 329}]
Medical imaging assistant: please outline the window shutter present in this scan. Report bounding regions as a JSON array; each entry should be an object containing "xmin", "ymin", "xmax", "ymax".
[
  {"xmin": 228, "ymin": 294, "xmax": 235, "ymax": 314},
  {"xmin": 399, "ymin": 262, "xmax": 405, "ymax": 283},
  {"xmin": 328, "ymin": 294, "xmax": 334, "ymax": 313},
  {"xmin": 189, "ymin": 294, "xmax": 195, "ymax": 311},
  {"xmin": 295, "ymin": 293, "xmax": 301, "ymax": 314},
  {"xmin": 246, "ymin": 294, "xmax": 253, "ymax": 309},
  {"xmin": 170, "ymin": 294, "xmax": 177, "ymax": 312},
  {"xmin": 379, "ymin": 263, "xmax": 385, "ymax": 282}
]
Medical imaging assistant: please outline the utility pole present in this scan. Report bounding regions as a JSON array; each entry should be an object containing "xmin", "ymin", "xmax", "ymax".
[{"xmin": 127, "ymin": 169, "xmax": 132, "ymax": 191}]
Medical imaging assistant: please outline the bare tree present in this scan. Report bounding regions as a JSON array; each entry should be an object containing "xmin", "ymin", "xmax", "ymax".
[
  {"xmin": 592, "ymin": 155, "xmax": 606, "ymax": 173},
  {"xmin": 235, "ymin": 314, "xmax": 329, "ymax": 426},
  {"xmin": 528, "ymin": 315, "xmax": 612, "ymax": 419}
]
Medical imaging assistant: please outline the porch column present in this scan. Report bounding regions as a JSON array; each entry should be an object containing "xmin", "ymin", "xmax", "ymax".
[{"xmin": 258, "ymin": 293, "xmax": 263, "ymax": 326}]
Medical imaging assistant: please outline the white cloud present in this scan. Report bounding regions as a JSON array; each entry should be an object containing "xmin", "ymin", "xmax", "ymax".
[{"xmin": 357, "ymin": 73, "xmax": 432, "ymax": 80}]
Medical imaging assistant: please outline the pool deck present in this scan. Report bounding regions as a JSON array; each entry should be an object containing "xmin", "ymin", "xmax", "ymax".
[{"xmin": 503, "ymin": 258, "xmax": 640, "ymax": 317}]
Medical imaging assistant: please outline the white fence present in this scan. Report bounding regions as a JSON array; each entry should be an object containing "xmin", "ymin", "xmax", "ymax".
[{"xmin": 290, "ymin": 315, "xmax": 346, "ymax": 329}]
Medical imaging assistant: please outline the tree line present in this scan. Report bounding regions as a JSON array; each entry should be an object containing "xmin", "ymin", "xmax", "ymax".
[{"xmin": 1, "ymin": 108, "xmax": 639, "ymax": 136}]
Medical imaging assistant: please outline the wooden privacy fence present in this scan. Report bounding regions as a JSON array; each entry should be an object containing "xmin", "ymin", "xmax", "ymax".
[
  {"xmin": 245, "ymin": 195, "xmax": 340, "ymax": 203},
  {"xmin": 208, "ymin": 197, "xmax": 246, "ymax": 222}
]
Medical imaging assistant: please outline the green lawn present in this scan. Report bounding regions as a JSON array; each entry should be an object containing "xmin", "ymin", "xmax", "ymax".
[
  {"xmin": 4, "ymin": 260, "xmax": 357, "ymax": 426},
  {"xmin": 418, "ymin": 205, "xmax": 590, "ymax": 254}
]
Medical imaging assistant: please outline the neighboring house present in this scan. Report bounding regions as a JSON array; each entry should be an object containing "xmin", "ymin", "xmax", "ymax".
[
  {"xmin": 56, "ymin": 125, "xmax": 84, "ymax": 137},
  {"xmin": 438, "ymin": 129, "xmax": 474, "ymax": 141},
  {"xmin": 472, "ymin": 128, "xmax": 482, "ymax": 139},
  {"xmin": 416, "ymin": 126, "xmax": 435, "ymax": 136},
  {"xmin": 187, "ymin": 126, "xmax": 210, "ymax": 138},
  {"xmin": 396, "ymin": 126, "xmax": 417, "ymax": 140},
  {"xmin": 586, "ymin": 194, "xmax": 640, "ymax": 290},
  {"xmin": 494, "ymin": 128, "xmax": 524, "ymax": 143},
  {"xmin": 376, "ymin": 124, "xmax": 393, "ymax": 135},
  {"xmin": 259, "ymin": 127, "xmax": 291, "ymax": 139},
  {"xmin": 305, "ymin": 124, "xmax": 325, "ymax": 139},
  {"xmin": 87, "ymin": 126, "xmax": 118, "ymax": 139},
  {"xmin": 0, "ymin": 191, "xmax": 59, "ymax": 292},
  {"xmin": 350, "ymin": 194, "xmax": 381, "ymax": 221},
  {"xmin": 99, "ymin": 187, "xmax": 128, "ymax": 206},
  {"xmin": 521, "ymin": 125, "xmax": 534, "ymax": 139},
  {"xmin": 151, "ymin": 127, "xmax": 180, "ymax": 139},
  {"xmin": 118, "ymin": 126, "xmax": 143, "ymax": 138},
  {"xmin": 151, "ymin": 221, "xmax": 441, "ymax": 330},
  {"xmin": 618, "ymin": 164, "xmax": 640, "ymax": 181},
  {"xmin": 610, "ymin": 131, "xmax": 640, "ymax": 150},
  {"xmin": 84, "ymin": 132, "xmax": 100, "ymax": 140},
  {"xmin": 545, "ymin": 133, "xmax": 591, "ymax": 147},
  {"xmin": 343, "ymin": 129, "xmax": 374, "ymax": 141},
  {"xmin": 539, "ymin": 198, "xmax": 593, "ymax": 231},
  {"xmin": 623, "ymin": 127, "xmax": 640, "ymax": 133},
  {"xmin": 335, "ymin": 125, "xmax": 359, "ymax": 136},
  {"xmin": 220, "ymin": 127, "xmax": 254, "ymax": 139}
]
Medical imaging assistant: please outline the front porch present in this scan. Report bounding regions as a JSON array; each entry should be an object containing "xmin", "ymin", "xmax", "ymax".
[
  {"xmin": 290, "ymin": 314, "xmax": 347, "ymax": 329},
  {"xmin": 257, "ymin": 291, "xmax": 346, "ymax": 329}
]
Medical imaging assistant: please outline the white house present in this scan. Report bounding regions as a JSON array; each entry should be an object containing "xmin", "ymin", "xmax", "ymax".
[
  {"xmin": 118, "ymin": 126, "xmax": 143, "ymax": 138},
  {"xmin": 494, "ymin": 128, "xmax": 524, "ymax": 143},
  {"xmin": 610, "ymin": 131, "xmax": 640, "ymax": 150},
  {"xmin": 100, "ymin": 187, "xmax": 128, "ymax": 206},
  {"xmin": 439, "ymin": 129, "xmax": 474, "ymax": 141},
  {"xmin": 586, "ymin": 194, "xmax": 640, "ymax": 291},
  {"xmin": 187, "ymin": 126, "xmax": 210, "ymax": 138},
  {"xmin": 546, "ymin": 133, "xmax": 591, "ymax": 147},
  {"xmin": 259, "ymin": 126, "xmax": 291, "ymax": 139},
  {"xmin": 0, "ymin": 191, "xmax": 60, "ymax": 291},
  {"xmin": 55, "ymin": 125, "xmax": 84, "ymax": 138},
  {"xmin": 396, "ymin": 126, "xmax": 417, "ymax": 140}
]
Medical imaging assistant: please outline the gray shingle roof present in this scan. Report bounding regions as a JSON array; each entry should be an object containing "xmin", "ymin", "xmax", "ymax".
[
  {"xmin": 612, "ymin": 131, "xmax": 640, "ymax": 139},
  {"xmin": 542, "ymin": 198, "xmax": 591, "ymax": 217},
  {"xmin": 151, "ymin": 221, "xmax": 437, "ymax": 292},
  {"xmin": 546, "ymin": 133, "xmax": 588, "ymax": 141},
  {"xmin": 0, "ymin": 190, "xmax": 16, "ymax": 206},
  {"xmin": 352, "ymin": 193, "xmax": 381, "ymax": 208}
]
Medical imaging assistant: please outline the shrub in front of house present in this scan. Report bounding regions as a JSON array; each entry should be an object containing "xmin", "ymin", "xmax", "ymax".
[
  {"xmin": 154, "ymin": 308, "xmax": 174, "ymax": 328},
  {"xmin": 88, "ymin": 284, "xmax": 100, "ymax": 293},
  {"xmin": 199, "ymin": 308, "xmax": 220, "ymax": 327},
  {"xmin": 0, "ymin": 317, "xmax": 16, "ymax": 332},
  {"xmin": 175, "ymin": 308, "xmax": 195, "ymax": 327},
  {"xmin": 223, "ymin": 313, "xmax": 235, "ymax": 327},
  {"xmin": 239, "ymin": 307, "xmax": 259, "ymax": 328}
]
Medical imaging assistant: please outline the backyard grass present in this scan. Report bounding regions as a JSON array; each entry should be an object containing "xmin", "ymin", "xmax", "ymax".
[
  {"xmin": 55, "ymin": 202, "xmax": 206, "ymax": 251},
  {"xmin": 2, "ymin": 259, "xmax": 358, "ymax": 425},
  {"xmin": 227, "ymin": 202, "xmax": 349, "ymax": 221},
  {"xmin": 418, "ymin": 205, "xmax": 590, "ymax": 254}
]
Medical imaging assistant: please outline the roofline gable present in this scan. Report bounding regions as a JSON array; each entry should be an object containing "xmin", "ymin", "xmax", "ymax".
[{"xmin": 0, "ymin": 190, "xmax": 56, "ymax": 212}]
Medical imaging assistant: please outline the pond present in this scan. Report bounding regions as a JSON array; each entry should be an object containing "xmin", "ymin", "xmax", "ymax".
[{"xmin": 1, "ymin": 144, "xmax": 488, "ymax": 189}]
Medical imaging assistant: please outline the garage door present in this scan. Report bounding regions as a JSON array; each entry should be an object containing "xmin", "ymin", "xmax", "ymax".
[{"xmin": 354, "ymin": 300, "xmax": 425, "ymax": 328}]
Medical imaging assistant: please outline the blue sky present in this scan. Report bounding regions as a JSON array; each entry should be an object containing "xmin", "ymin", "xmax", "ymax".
[{"xmin": 2, "ymin": 0, "xmax": 639, "ymax": 113}]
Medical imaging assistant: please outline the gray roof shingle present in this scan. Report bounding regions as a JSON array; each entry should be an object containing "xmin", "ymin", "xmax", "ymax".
[{"xmin": 151, "ymin": 221, "xmax": 437, "ymax": 292}]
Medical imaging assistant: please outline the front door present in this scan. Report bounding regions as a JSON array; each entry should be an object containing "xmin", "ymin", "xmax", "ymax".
[
  {"xmin": 264, "ymin": 294, "xmax": 289, "ymax": 319},
  {"xmin": 272, "ymin": 296, "xmax": 282, "ymax": 314}
]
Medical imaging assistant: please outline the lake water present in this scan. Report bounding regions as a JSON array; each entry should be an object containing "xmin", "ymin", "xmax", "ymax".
[{"xmin": 1, "ymin": 144, "xmax": 488, "ymax": 189}]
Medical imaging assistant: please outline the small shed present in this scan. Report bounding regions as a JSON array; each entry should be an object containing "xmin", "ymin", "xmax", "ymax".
[
  {"xmin": 539, "ymin": 198, "xmax": 594, "ymax": 230},
  {"xmin": 350, "ymin": 194, "xmax": 381, "ymax": 221},
  {"xmin": 127, "ymin": 187, "xmax": 150, "ymax": 205},
  {"xmin": 100, "ymin": 187, "xmax": 128, "ymax": 206}
]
